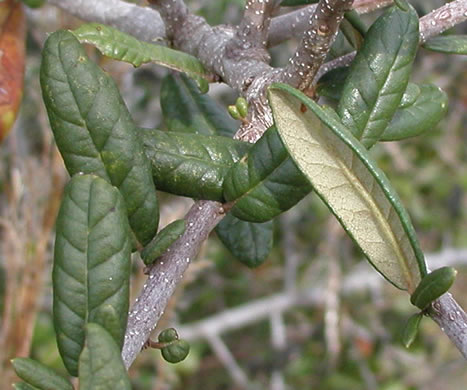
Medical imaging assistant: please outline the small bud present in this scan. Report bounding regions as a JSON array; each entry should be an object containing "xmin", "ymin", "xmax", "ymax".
[
  {"xmin": 228, "ymin": 105, "xmax": 241, "ymax": 120},
  {"xmin": 161, "ymin": 340, "xmax": 190, "ymax": 363},
  {"xmin": 158, "ymin": 328, "xmax": 179, "ymax": 343},
  {"xmin": 235, "ymin": 97, "xmax": 249, "ymax": 118}
]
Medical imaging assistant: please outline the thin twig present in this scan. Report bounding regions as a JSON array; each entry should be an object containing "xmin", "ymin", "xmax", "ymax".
[
  {"xmin": 46, "ymin": 0, "xmax": 166, "ymax": 42},
  {"xmin": 317, "ymin": 0, "xmax": 467, "ymax": 79},
  {"xmin": 206, "ymin": 333, "xmax": 252, "ymax": 389},
  {"xmin": 267, "ymin": 0, "xmax": 392, "ymax": 47},
  {"xmin": 281, "ymin": 0, "xmax": 354, "ymax": 92}
]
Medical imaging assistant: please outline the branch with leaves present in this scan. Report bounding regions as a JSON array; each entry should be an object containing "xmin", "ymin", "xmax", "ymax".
[{"xmin": 12, "ymin": 0, "xmax": 467, "ymax": 388}]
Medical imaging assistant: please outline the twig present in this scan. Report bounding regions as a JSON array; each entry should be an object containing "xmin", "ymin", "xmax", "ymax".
[
  {"xmin": 267, "ymin": 0, "xmax": 392, "ymax": 47},
  {"xmin": 419, "ymin": 0, "xmax": 467, "ymax": 43},
  {"xmin": 270, "ymin": 312, "xmax": 287, "ymax": 390},
  {"xmin": 236, "ymin": 0, "xmax": 277, "ymax": 56},
  {"xmin": 317, "ymin": 0, "xmax": 467, "ymax": 79},
  {"xmin": 176, "ymin": 249, "xmax": 467, "ymax": 343},
  {"xmin": 205, "ymin": 333, "xmax": 252, "ymax": 389},
  {"xmin": 46, "ymin": 0, "xmax": 166, "ymax": 42},
  {"xmin": 280, "ymin": 0, "xmax": 354, "ymax": 92},
  {"xmin": 429, "ymin": 293, "xmax": 467, "ymax": 359}
]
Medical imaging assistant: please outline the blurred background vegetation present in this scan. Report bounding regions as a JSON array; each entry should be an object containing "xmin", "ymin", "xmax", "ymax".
[{"xmin": 1, "ymin": 0, "xmax": 466, "ymax": 389}]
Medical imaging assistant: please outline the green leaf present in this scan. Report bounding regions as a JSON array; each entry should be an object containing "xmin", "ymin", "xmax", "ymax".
[
  {"xmin": 316, "ymin": 67, "xmax": 350, "ymax": 101},
  {"xmin": 337, "ymin": 3, "xmax": 419, "ymax": 148},
  {"xmin": 380, "ymin": 84, "xmax": 448, "ymax": 141},
  {"xmin": 141, "ymin": 220, "xmax": 186, "ymax": 265},
  {"xmin": 410, "ymin": 266, "xmax": 457, "ymax": 310},
  {"xmin": 140, "ymin": 128, "xmax": 250, "ymax": 201},
  {"xmin": 269, "ymin": 83, "xmax": 427, "ymax": 292},
  {"xmin": 53, "ymin": 175, "xmax": 132, "ymax": 376},
  {"xmin": 11, "ymin": 358, "xmax": 73, "ymax": 390},
  {"xmin": 41, "ymin": 30, "xmax": 159, "ymax": 246},
  {"xmin": 423, "ymin": 35, "xmax": 467, "ymax": 55},
  {"xmin": 79, "ymin": 323, "xmax": 131, "ymax": 390},
  {"xmin": 13, "ymin": 383, "xmax": 39, "ymax": 390},
  {"xmin": 402, "ymin": 312, "xmax": 423, "ymax": 348},
  {"xmin": 281, "ymin": 0, "xmax": 318, "ymax": 5},
  {"xmin": 215, "ymin": 213, "xmax": 273, "ymax": 268},
  {"xmin": 72, "ymin": 23, "xmax": 210, "ymax": 93},
  {"xmin": 160, "ymin": 74, "xmax": 238, "ymax": 137},
  {"xmin": 223, "ymin": 127, "xmax": 312, "ymax": 222}
]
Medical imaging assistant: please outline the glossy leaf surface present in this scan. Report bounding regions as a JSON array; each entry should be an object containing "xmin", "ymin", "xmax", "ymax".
[
  {"xmin": 215, "ymin": 213, "xmax": 273, "ymax": 268},
  {"xmin": 0, "ymin": 0, "xmax": 25, "ymax": 143},
  {"xmin": 41, "ymin": 30, "xmax": 158, "ymax": 245},
  {"xmin": 269, "ymin": 83, "xmax": 427, "ymax": 292},
  {"xmin": 160, "ymin": 74, "xmax": 238, "ymax": 137},
  {"xmin": 337, "ymin": 3, "xmax": 419, "ymax": 148},
  {"xmin": 12, "ymin": 358, "xmax": 73, "ymax": 390},
  {"xmin": 53, "ymin": 175, "xmax": 131, "ymax": 375},
  {"xmin": 73, "ymin": 23, "xmax": 209, "ymax": 92},
  {"xmin": 223, "ymin": 127, "xmax": 312, "ymax": 222},
  {"xmin": 423, "ymin": 35, "xmax": 467, "ymax": 55},
  {"xmin": 140, "ymin": 128, "xmax": 250, "ymax": 201},
  {"xmin": 380, "ymin": 84, "xmax": 448, "ymax": 141},
  {"xmin": 78, "ymin": 323, "xmax": 131, "ymax": 390}
]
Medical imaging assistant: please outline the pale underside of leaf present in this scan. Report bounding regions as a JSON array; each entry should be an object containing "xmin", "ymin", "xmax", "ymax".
[{"xmin": 269, "ymin": 86, "xmax": 426, "ymax": 292}]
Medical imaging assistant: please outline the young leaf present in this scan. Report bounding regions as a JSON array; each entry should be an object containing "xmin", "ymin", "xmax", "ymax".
[
  {"xmin": 79, "ymin": 323, "xmax": 131, "ymax": 390},
  {"xmin": 53, "ymin": 175, "xmax": 132, "ymax": 376},
  {"xmin": 215, "ymin": 213, "xmax": 273, "ymax": 268},
  {"xmin": 41, "ymin": 30, "xmax": 159, "ymax": 245},
  {"xmin": 337, "ymin": 3, "xmax": 419, "ymax": 148},
  {"xmin": 140, "ymin": 128, "xmax": 250, "ymax": 201},
  {"xmin": 423, "ymin": 35, "xmax": 467, "ymax": 55},
  {"xmin": 11, "ymin": 358, "xmax": 73, "ymax": 390},
  {"xmin": 380, "ymin": 84, "xmax": 448, "ymax": 141},
  {"xmin": 72, "ymin": 23, "xmax": 210, "ymax": 93},
  {"xmin": 269, "ymin": 83, "xmax": 427, "ymax": 292},
  {"xmin": 142, "ymin": 219, "xmax": 186, "ymax": 265},
  {"xmin": 223, "ymin": 127, "xmax": 312, "ymax": 222},
  {"xmin": 0, "ymin": 0, "xmax": 25, "ymax": 143},
  {"xmin": 402, "ymin": 312, "xmax": 423, "ymax": 348},
  {"xmin": 410, "ymin": 266, "xmax": 457, "ymax": 310},
  {"xmin": 160, "ymin": 74, "xmax": 238, "ymax": 137}
]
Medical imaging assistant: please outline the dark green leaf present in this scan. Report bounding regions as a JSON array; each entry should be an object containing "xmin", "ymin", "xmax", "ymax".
[
  {"xmin": 410, "ymin": 267, "xmax": 457, "ymax": 310},
  {"xmin": 142, "ymin": 220, "xmax": 186, "ymax": 265},
  {"xmin": 337, "ymin": 3, "xmax": 419, "ymax": 148},
  {"xmin": 281, "ymin": 0, "xmax": 318, "ymax": 5},
  {"xmin": 344, "ymin": 10, "xmax": 367, "ymax": 36},
  {"xmin": 402, "ymin": 312, "xmax": 423, "ymax": 348},
  {"xmin": 79, "ymin": 323, "xmax": 131, "ymax": 390},
  {"xmin": 223, "ymin": 127, "xmax": 312, "ymax": 222},
  {"xmin": 13, "ymin": 383, "xmax": 39, "ymax": 390},
  {"xmin": 41, "ymin": 30, "xmax": 159, "ymax": 245},
  {"xmin": 11, "ymin": 358, "xmax": 73, "ymax": 390},
  {"xmin": 423, "ymin": 35, "xmax": 467, "ymax": 55},
  {"xmin": 160, "ymin": 74, "xmax": 238, "ymax": 137},
  {"xmin": 53, "ymin": 175, "xmax": 131, "ymax": 376},
  {"xmin": 72, "ymin": 23, "xmax": 210, "ymax": 92},
  {"xmin": 316, "ymin": 67, "xmax": 350, "ymax": 101},
  {"xmin": 340, "ymin": 17, "xmax": 364, "ymax": 50},
  {"xmin": 140, "ymin": 128, "xmax": 250, "ymax": 201},
  {"xmin": 215, "ymin": 213, "xmax": 273, "ymax": 268},
  {"xmin": 380, "ymin": 84, "xmax": 448, "ymax": 141},
  {"xmin": 269, "ymin": 83, "xmax": 427, "ymax": 292}
]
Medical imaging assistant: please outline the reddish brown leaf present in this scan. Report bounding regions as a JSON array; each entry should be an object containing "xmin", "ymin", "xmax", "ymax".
[{"xmin": 0, "ymin": 0, "xmax": 25, "ymax": 143}]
